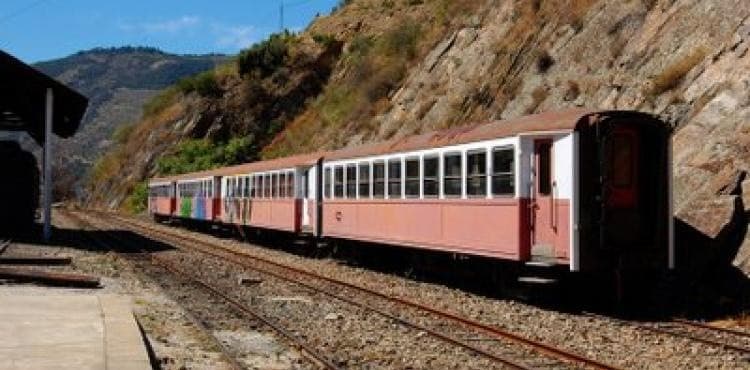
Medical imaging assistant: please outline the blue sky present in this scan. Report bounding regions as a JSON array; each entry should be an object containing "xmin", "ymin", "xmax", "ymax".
[{"xmin": 0, "ymin": 0, "xmax": 340, "ymax": 63}]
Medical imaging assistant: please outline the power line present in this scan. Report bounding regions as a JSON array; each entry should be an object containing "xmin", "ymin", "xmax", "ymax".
[{"xmin": 0, "ymin": 0, "xmax": 55, "ymax": 25}]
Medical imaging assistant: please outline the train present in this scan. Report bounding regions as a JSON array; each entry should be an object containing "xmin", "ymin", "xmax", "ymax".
[{"xmin": 148, "ymin": 108, "xmax": 674, "ymax": 282}]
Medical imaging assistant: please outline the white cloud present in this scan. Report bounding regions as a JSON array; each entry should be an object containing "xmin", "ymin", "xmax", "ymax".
[
  {"xmin": 213, "ymin": 24, "xmax": 257, "ymax": 50},
  {"xmin": 119, "ymin": 15, "xmax": 201, "ymax": 34}
]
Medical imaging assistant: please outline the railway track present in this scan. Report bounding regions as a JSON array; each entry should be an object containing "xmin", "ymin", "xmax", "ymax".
[
  {"xmin": 585, "ymin": 313, "xmax": 750, "ymax": 355},
  {"xmin": 93, "ymin": 210, "xmax": 622, "ymax": 370},
  {"xmin": 62, "ymin": 210, "xmax": 340, "ymax": 370},
  {"xmin": 0, "ymin": 238, "xmax": 12, "ymax": 254}
]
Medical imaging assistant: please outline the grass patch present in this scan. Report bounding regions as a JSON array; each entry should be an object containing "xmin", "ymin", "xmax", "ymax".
[{"xmin": 647, "ymin": 48, "xmax": 707, "ymax": 96}]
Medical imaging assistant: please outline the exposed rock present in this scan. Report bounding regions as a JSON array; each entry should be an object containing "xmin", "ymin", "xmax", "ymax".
[{"xmin": 677, "ymin": 195, "xmax": 743, "ymax": 241}]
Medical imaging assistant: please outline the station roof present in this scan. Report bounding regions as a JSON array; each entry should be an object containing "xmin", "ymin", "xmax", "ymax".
[{"xmin": 0, "ymin": 50, "xmax": 88, "ymax": 143}]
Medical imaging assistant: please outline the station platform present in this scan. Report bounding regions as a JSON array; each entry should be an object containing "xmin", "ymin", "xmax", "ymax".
[{"xmin": 0, "ymin": 294, "xmax": 151, "ymax": 370}]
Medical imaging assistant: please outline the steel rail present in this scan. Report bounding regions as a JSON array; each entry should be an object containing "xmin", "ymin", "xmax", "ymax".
[
  {"xmin": 67, "ymin": 211, "xmax": 341, "ymax": 370},
  {"xmin": 585, "ymin": 313, "xmax": 750, "ymax": 355},
  {"xmin": 673, "ymin": 318, "xmax": 750, "ymax": 340},
  {"xmin": 107, "ymin": 211, "xmax": 621, "ymax": 370}
]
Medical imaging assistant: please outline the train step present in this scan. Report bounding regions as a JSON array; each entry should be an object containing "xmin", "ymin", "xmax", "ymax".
[
  {"xmin": 524, "ymin": 258, "xmax": 556, "ymax": 268},
  {"xmin": 517, "ymin": 276, "xmax": 558, "ymax": 285}
]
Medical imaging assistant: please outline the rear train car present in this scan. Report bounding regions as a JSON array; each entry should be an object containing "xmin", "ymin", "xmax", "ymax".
[{"xmin": 319, "ymin": 109, "xmax": 672, "ymax": 274}]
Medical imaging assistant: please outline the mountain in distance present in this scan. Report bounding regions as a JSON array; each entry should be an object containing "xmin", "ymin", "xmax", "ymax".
[{"xmin": 33, "ymin": 46, "xmax": 230, "ymax": 198}]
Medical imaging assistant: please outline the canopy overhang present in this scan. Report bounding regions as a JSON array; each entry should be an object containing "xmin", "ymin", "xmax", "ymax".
[{"xmin": 0, "ymin": 50, "xmax": 88, "ymax": 143}]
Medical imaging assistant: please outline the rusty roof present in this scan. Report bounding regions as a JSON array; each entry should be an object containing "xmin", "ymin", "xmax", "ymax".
[
  {"xmin": 150, "ymin": 151, "xmax": 326, "ymax": 184},
  {"xmin": 325, "ymin": 108, "xmax": 598, "ymax": 161}
]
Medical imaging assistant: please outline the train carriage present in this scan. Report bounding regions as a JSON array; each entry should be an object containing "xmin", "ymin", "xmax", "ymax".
[
  {"xmin": 218, "ymin": 152, "xmax": 324, "ymax": 233},
  {"xmin": 176, "ymin": 176, "xmax": 221, "ymax": 221},
  {"xmin": 319, "ymin": 109, "xmax": 672, "ymax": 273},
  {"xmin": 147, "ymin": 179, "xmax": 176, "ymax": 219}
]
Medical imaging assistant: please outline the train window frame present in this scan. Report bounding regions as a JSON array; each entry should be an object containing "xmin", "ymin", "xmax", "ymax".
[
  {"xmin": 466, "ymin": 149, "xmax": 487, "ymax": 197},
  {"xmin": 324, "ymin": 167, "xmax": 332, "ymax": 199},
  {"xmin": 345, "ymin": 164, "xmax": 356, "ymax": 199},
  {"xmin": 334, "ymin": 166, "xmax": 344, "ymax": 199},
  {"xmin": 443, "ymin": 152, "xmax": 462, "ymax": 197},
  {"xmin": 358, "ymin": 162, "xmax": 371, "ymax": 199},
  {"xmin": 405, "ymin": 157, "xmax": 420, "ymax": 198},
  {"xmin": 423, "ymin": 155, "xmax": 439, "ymax": 198},
  {"xmin": 263, "ymin": 173, "xmax": 273, "ymax": 199},
  {"xmin": 387, "ymin": 158, "xmax": 403, "ymax": 199},
  {"xmin": 287, "ymin": 171, "xmax": 295, "ymax": 198},
  {"xmin": 373, "ymin": 161, "xmax": 385, "ymax": 199},
  {"xmin": 492, "ymin": 146, "xmax": 515, "ymax": 197}
]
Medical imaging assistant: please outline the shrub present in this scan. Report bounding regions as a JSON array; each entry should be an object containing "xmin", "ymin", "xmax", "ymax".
[
  {"xmin": 647, "ymin": 48, "xmax": 706, "ymax": 96},
  {"xmin": 536, "ymin": 50, "xmax": 555, "ymax": 73},
  {"xmin": 312, "ymin": 33, "xmax": 337, "ymax": 47},
  {"xmin": 156, "ymin": 137, "xmax": 256, "ymax": 176},
  {"xmin": 123, "ymin": 182, "xmax": 148, "ymax": 214},
  {"xmin": 112, "ymin": 123, "xmax": 135, "ymax": 144},
  {"xmin": 237, "ymin": 31, "xmax": 294, "ymax": 78},
  {"xmin": 176, "ymin": 70, "xmax": 221, "ymax": 97},
  {"xmin": 381, "ymin": 20, "xmax": 421, "ymax": 58}
]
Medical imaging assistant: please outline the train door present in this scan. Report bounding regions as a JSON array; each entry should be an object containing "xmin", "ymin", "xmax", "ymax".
[
  {"xmin": 531, "ymin": 139, "xmax": 556, "ymax": 259},
  {"xmin": 602, "ymin": 125, "xmax": 641, "ymax": 246},
  {"xmin": 301, "ymin": 167, "xmax": 311, "ymax": 229}
]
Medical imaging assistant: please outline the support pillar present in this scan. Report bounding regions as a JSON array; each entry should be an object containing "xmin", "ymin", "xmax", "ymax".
[{"xmin": 43, "ymin": 88, "xmax": 53, "ymax": 242}]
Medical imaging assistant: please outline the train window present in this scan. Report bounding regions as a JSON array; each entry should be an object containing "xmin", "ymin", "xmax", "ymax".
[
  {"xmin": 466, "ymin": 150, "xmax": 487, "ymax": 197},
  {"xmin": 537, "ymin": 142, "xmax": 552, "ymax": 195},
  {"xmin": 611, "ymin": 134, "xmax": 633, "ymax": 188},
  {"xmin": 405, "ymin": 157, "xmax": 420, "ymax": 198},
  {"xmin": 443, "ymin": 152, "xmax": 462, "ymax": 197},
  {"xmin": 287, "ymin": 171, "xmax": 295, "ymax": 198},
  {"xmin": 358, "ymin": 162, "xmax": 370, "ymax": 199},
  {"xmin": 492, "ymin": 147, "xmax": 515, "ymax": 196},
  {"xmin": 388, "ymin": 158, "xmax": 402, "ymax": 199},
  {"xmin": 281, "ymin": 173, "xmax": 288, "ymax": 198},
  {"xmin": 346, "ymin": 164, "xmax": 356, "ymax": 199},
  {"xmin": 334, "ymin": 166, "xmax": 344, "ymax": 198},
  {"xmin": 373, "ymin": 161, "xmax": 385, "ymax": 198},
  {"xmin": 324, "ymin": 168, "xmax": 332, "ymax": 199},
  {"xmin": 423, "ymin": 156, "xmax": 439, "ymax": 198}
]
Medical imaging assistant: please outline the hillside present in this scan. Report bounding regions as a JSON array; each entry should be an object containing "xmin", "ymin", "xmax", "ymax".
[
  {"xmin": 89, "ymin": 0, "xmax": 750, "ymax": 280},
  {"xmin": 33, "ymin": 47, "xmax": 229, "ymax": 198}
]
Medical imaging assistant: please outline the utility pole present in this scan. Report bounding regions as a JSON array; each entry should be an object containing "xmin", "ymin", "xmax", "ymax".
[{"xmin": 279, "ymin": 2, "xmax": 284, "ymax": 32}]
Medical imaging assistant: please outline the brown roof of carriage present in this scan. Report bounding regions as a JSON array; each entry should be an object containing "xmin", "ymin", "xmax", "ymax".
[
  {"xmin": 325, "ymin": 108, "xmax": 598, "ymax": 161},
  {"xmin": 150, "ymin": 151, "xmax": 326, "ymax": 184}
]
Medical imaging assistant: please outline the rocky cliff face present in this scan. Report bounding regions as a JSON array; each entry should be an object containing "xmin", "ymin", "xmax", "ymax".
[{"xmin": 90, "ymin": 0, "xmax": 750, "ymax": 277}]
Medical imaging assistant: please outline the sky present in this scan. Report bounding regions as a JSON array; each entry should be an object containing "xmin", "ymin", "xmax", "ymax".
[{"xmin": 0, "ymin": 0, "xmax": 340, "ymax": 63}]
